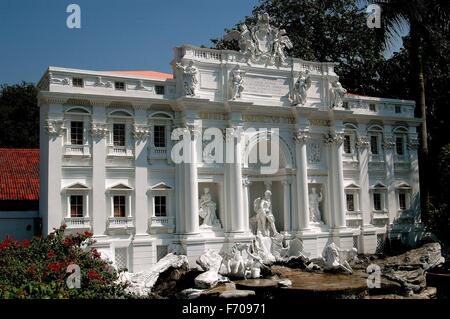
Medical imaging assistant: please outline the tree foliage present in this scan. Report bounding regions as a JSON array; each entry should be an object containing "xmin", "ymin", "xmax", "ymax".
[{"xmin": 0, "ymin": 82, "xmax": 39, "ymax": 148}]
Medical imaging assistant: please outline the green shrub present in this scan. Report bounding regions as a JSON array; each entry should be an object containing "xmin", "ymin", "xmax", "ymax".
[{"xmin": 0, "ymin": 225, "xmax": 135, "ymax": 299}]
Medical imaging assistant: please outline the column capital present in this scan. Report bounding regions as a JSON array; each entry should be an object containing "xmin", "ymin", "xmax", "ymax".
[
  {"xmin": 324, "ymin": 132, "xmax": 344, "ymax": 146},
  {"xmin": 91, "ymin": 122, "xmax": 109, "ymax": 139},
  {"xmin": 383, "ymin": 136, "xmax": 395, "ymax": 150},
  {"xmin": 356, "ymin": 135, "xmax": 370, "ymax": 149},
  {"xmin": 293, "ymin": 129, "xmax": 310, "ymax": 144},
  {"xmin": 408, "ymin": 137, "xmax": 419, "ymax": 150},
  {"xmin": 132, "ymin": 124, "xmax": 151, "ymax": 140},
  {"xmin": 242, "ymin": 176, "xmax": 252, "ymax": 187}
]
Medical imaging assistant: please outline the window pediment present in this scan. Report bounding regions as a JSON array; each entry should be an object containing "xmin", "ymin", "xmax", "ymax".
[
  {"xmin": 108, "ymin": 183, "xmax": 133, "ymax": 191},
  {"xmin": 149, "ymin": 182, "xmax": 174, "ymax": 191}
]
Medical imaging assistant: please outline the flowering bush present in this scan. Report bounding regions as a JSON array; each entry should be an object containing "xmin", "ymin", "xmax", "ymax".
[{"xmin": 0, "ymin": 225, "xmax": 135, "ymax": 299}]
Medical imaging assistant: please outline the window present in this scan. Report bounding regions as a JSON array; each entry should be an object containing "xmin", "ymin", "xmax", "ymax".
[
  {"xmin": 155, "ymin": 85, "xmax": 165, "ymax": 95},
  {"xmin": 370, "ymin": 135, "xmax": 378, "ymax": 155},
  {"xmin": 115, "ymin": 81, "xmax": 125, "ymax": 91},
  {"xmin": 395, "ymin": 105, "xmax": 402, "ymax": 113},
  {"xmin": 113, "ymin": 196, "xmax": 126, "ymax": 217},
  {"xmin": 154, "ymin": 125, "xmax": 166, "ymax": 147},
  {"xmin": 344, "ymin": 135, "xmax": 352, "ymax": 154},
  {"xmin": 70, "ymin": 195, "xmax": 84, "ymax": 217},
  {"xmin": 70, "ymin": 121, "xmax": 84, "ymax": 145},
  {"xmin": 369, "ymin": 104, "xmax": 376, "ymax": 112},
  {"xmin": 154, "ymin": 196, "xmax": 167, "ymax": 217},
  {"xmin": 399, "ymin": 193, "xmax": 407, "ymax": 210},
  {"xmin": 346, "ymin": 194, "xmax": 355, "ymax": 211},
  {"xmin": 373, "ymin": 193, "xmax": 382, "ymax": 211},
  {"xmin": 396, "ymin": 137, "xmax": 404, "ymax": 155},
  {"xmin": 113, "ymin": 124, "xmax": 126, "ymax": 146},
  {"xmin": 72, "ymin": 78, "xmax": 84, "ymax": 88}
]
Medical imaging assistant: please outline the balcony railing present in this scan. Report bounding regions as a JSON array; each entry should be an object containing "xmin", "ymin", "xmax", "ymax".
[
  {"xmin": 64, "ymin": 217, "xmax": 91, "ymax": 229},
  {"xmin": 107, "ymin": 145, "xmax": 133, "ymax": 158},
  {"xmin": 64, "ymin": 144, "xmax": 90, "ymax": 157},
  {"xmin": 150, "ymin": 216, "xmax": 174, "ymax": 227},
  {"xmin": 107, "ymin": 217, "xmax": 134, "ymax": 229}
]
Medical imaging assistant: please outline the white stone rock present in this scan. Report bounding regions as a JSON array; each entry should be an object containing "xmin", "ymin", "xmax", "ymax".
[
  {"xmin": 195, "ymin": 270, "xmax": 220, "ymax": 289},
  {"xmin": 196, "ymin": 249, "xmax": 223, "ymax": 272}
]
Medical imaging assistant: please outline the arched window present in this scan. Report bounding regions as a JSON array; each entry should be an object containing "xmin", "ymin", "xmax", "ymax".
[
  {"xmin": 393, "ymin": 126, "xmax": 408, "ymax": 162},
  {"xmin": 367, "ymin": 124, "xmax": 384, "ymax": 162},
  {"xmin": 343, "ymin": 123, "xmax": 357, "ymax": 161}
]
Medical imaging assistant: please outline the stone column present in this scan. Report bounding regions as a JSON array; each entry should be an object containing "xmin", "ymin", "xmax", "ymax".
[
  {"xmin": 294, "ymin": 129, "xmax": 310, "ymax": 231},
  {"xmin": 408, "ymin": 134, "xmax": 420, "ymax": 196},
  {"xmin": 356, "ymin": 134, "xmax": 371, "ymax": 226},
  {"xmin": 383, "ymin": 126, "xmax": 396, "ymax": 221},
  {"xmin": 184, "ymin": 124, "xmax": 200, "ymax": 234},
  {"xmin": 325, "ymin": 132, "xmax": 346, "ymax": 228},
  {"xmin": 132, "ymin": 113, "xmax": 151, "ymax": 236},
  {"xmin": 91, "ymin": 106, "xmax": 108, "ymax": 237},
  {"xmin": 357, "ymin": 132, "xmax": 377, "ymax": 253},
  {"xmin": 226, "ymin": 126, "xmax": 245, "ymax": 233},
  {"xmin": 41, "ymin": 110, "xmax": 64, "ymax": 234},
  {"xmin": 282, "ymin": 180, "xmax": 291, "ymax": 233},
  {"xmin": 242, "ymin": 176, "xmax": 252, "ymax": 233}
]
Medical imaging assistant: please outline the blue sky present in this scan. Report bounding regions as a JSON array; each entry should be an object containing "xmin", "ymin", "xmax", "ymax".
[
  {"xmin": 0, "ymin": 0, "xmax": 259, "ymax": 84},
  {"xmin": 0, "ymin": 0, "xmax": 405, "ymax": 85}
]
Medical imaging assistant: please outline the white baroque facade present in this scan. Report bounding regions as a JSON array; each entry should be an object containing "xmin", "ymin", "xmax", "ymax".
[{"xmin": 38, "ymin": 18, "xmax": 421, "ymax": 271}]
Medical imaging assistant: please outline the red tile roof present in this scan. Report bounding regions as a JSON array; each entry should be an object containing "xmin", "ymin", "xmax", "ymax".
[
  {"xmin": 0, "ymin": 149, "xmax": 39, "ymax": 201},
  {"xmin": 106, "ymin": 71, "xmax": 173, "ymax": 79}
]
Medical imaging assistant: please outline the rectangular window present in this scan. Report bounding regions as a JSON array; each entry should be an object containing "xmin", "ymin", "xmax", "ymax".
[
  {"xmin": 399, "ymin": 193, "xmax": 407, "ymax": 210},
  {"xmin": 155, "ymin": 85, "xmax": 165, "ymax": 95},
  {"xmin": 113, "ymin": 124, "xmax": 126, "ymax": 146},
  {"xmin": 346, "ymin": 194, "xmax": 355, "ymax": 211},
  {"xmin": 70, "ymin": 195, "xmax": 84, "ymax": 217},
  {"xmin": 154, "ymin": 196, "xmax": 167, "ymax": 217},
  {"xmin": 114, "ymin": 81, "xmax": 126, "ymax": 91},
  {"xmin": 153, "ymin": 125, "xmax": 166, "ymax": 147},
  {"xmin": 395, "ymin": 105, "xmax": 402, "ymax": 113},
  {"xmin": 373, "ymin": 193, "xmax": 382, "ymax": 211},
  {"xmin": 370, "ymin": 135, "xmax": 378, "ymax": 155},
  {"xmin": 72, "ymin": 78, "xmax": 84, "ymax": 88},
  {"xmin": 70, "ymin": 121, "xmax": 84, "ymax": 145},
  {"xmin": 396, "ymin": 137, "xmax": 404, "ymax": 155},
  {"xmin": 369, "ymin": 103, "xmax": 376, "ymax": 112},
  {"xmin": 344, "ymin": 135, "xmax": 352, "ymax": 154},
  {"xmin": 113, "ymin": 196, "xmax": 126, "ymax": 217}
]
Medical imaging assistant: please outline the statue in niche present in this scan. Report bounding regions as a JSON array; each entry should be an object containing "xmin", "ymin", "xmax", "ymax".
[
  {"xmin": 254, "ymin": 190, "xmax": 278, "ymax": 237},
  {"xmin": 230, "ymin": 65, "xmax": 245, "ymax": 100},
  {"xmin": 175, "ymin": 61, "xmax": 198, "ymax": 96},
  {"xmin": 330, "ymin": 80, "xmax": 347, "ymax": 108},
  {"xmin": 309, "ymin": 186, "xmax": 323, "ymax": 223},
  {"xmin": 273, "ymin": 29, "xmax": 292, "ymax": 65},
  {"xmin": 199, "ymin": 188, "xmax": 220, "ymax": 228},
  {"xmin": 291, "ymin": 70, "xmax": 311, "ymax": 106}
]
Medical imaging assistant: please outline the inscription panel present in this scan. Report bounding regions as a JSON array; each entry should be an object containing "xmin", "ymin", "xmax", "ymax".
[{"xmin": 244, "ymin": 75, "xmax": 290, "ymax": 97}]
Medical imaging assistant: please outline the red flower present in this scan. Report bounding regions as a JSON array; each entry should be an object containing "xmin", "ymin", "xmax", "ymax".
[
  {"xmin": 91, "ymin": 249, "xmax": 101, "ymax": 259},
  {"xmin": 47, "ymin": 250, "xmax": 56, "ymax": 258},
  {"xmin": 84, "ymin": 231, "xmax": 93, "ymax": 237},
  {"xmin": 22, "ymin": 239, "xmax": 31, "ymax": 247},
  {"xmin": 64, "ymin": 238, "xmax": 73, "ymax": 247},
  {"xmin": 87, "ymin": 270, "xmax": 102, "ymax": 280},
  {"xmin": 27, "ymin": 266, "xmax": 36, "ymax": 275},
  {"xmin": 48, "ymin": 262, "xmax": 61, "ymax": 272}
]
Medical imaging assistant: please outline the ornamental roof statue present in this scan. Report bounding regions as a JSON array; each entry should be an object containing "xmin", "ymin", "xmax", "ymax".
[{"xmin": 224, "ymin": 13, "xmax": 293, "ymax": 66}]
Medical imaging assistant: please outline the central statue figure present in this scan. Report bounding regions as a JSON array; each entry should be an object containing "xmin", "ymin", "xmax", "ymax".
[
  {"xmin": 199, "ymin": 188, "xmax": 220, "ymax": 228},
  {"xmin": 254, "ymin": 190, "xmax": 278, "ymax": 237}
]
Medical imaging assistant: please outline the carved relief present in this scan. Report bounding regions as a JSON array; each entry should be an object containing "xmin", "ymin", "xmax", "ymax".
[
  {"xmin": 44, "ymin": 119, "xmax": 65, "ymax": 136},
  {"xmin": 49, "ymin": 75, "xmax": 70, "ymax": 86},
  {"xmin": 132, "ymin": 125, "xmax": 151, "ymax": 140},
  {"xmin": 94, "ymin": 77, "xmax": 113, "ymax": 88},
  {"xmin": 225, "ymin": 12, "xmax": 292, "ymax": 66},
  {"xmin": 324, "ymin": 132, "xmax": 345, "ymax": 145},
  {"xmin": 90, "ymin": 122, "xmax": 109, "ymax": 139},
  {"xmin": 176, "ymin": 61, "xmax": 198, "ymax": 96},
  {"xmin": 293, "ymin": 130, "xmax": 309, "ymax": 143},
  {"xmin": 356, "ymin": 136, "xmax": 370, "ymax": 149},
  {"xmin": 307, "ymin": 142, "xmax": 322, "ymax": 164}
]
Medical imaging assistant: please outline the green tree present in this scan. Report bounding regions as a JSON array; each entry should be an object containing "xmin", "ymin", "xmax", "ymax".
[
  {"xmin": 0, "ymin": 82, "xmax": 39, "ymax": 148},
  {"xmin": 367, "ymin": 0, "xmax": 449, "ymax": 222}
]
